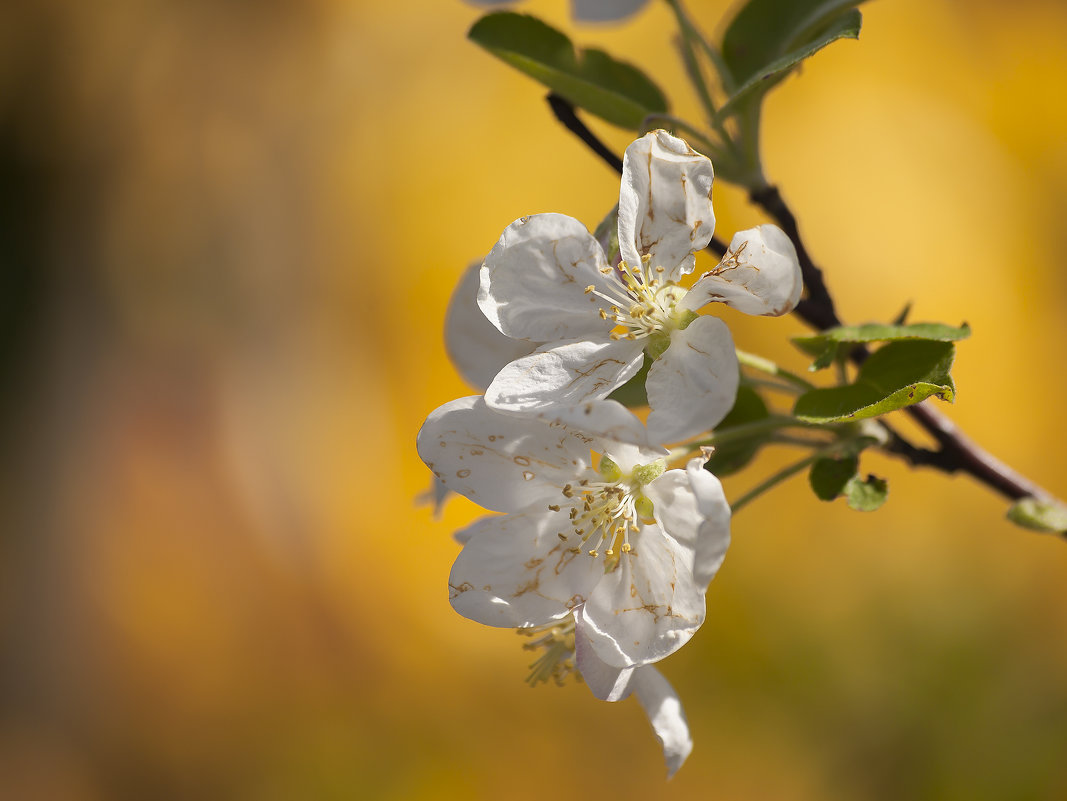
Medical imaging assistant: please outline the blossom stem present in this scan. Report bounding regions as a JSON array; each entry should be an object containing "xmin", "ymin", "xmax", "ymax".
[
  {"xmin": 664, "ymin": 0, "xmax": 719, "ymax": 124},
  {"xmin": 730, "ymin": 438, "xmax": 865, "ymax": 514},
  {"xmin": 696, "ymin": 415, "xmax": 824, "ymax": 450},
  {"xmin": 736, "ymin": 348, "xmax": 815, "ymax": 391}
]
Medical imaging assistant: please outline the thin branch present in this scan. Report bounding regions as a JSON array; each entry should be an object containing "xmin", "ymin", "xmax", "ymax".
[
  {"xmin": 750, "ymin": 185, "xmax": 1058, "ymax": 505},
  {"xmin": 546, "ymin": 94, "xmax": 1061, "ymax": 510},
  {"xmin": 546, "ymin": 94, "xmax": 622, "ymax": 174}
]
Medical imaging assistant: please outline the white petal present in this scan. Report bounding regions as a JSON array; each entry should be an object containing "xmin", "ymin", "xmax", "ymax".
[
  {"xmin": 416, "ymin": 396, "xmax": 592, "ymax": 513},
  {"xmin": 618, "ymin": 131, "xmax": 715, "ymax": 281},
  {"xmin": 479, "ymin": 213, "xmax": 616, "ymax": 342},
  {"xmin": 681, "ymin": 224, "xmax": 803, "ymax": 317},
  {"xmin": 632, "ymin": 667, "xmax": 693, "ymax": 779},
  {"xmin": 645, "ymin": 315, "xmax": 739, "ymax": 444},
  {"xmin": 484, "ymin": 337, "xmax": 644, "ymax": 411},
  {"xmin": 571, "ymin": 0, "xmax": 649, "ymax": 22},
  {"xmin": 577, "ymin": 525, "xmax": 705, "ymax": 667},
  {"xmin": 449, "ymin": 511, "xmax": 602, "ymax": 628},
  {"xmin": 445, "ymin": 262, "xmax": 538, "ymax": 390},
  {"xmin": 574, "ymin": 626, "xmax": 637, "ymax": 702},
  {"xmin": 644, "ymin": 460, "xmax": 731, "ymax": 590},
  {"xmin": 535, "ymin": 400, "xmax": 660, "ymax": 451}
]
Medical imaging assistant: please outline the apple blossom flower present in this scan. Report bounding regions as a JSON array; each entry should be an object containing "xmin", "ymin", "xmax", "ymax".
[
  {"xmin": 417, "ymin": 394, "xmax": 731, "ymax": 669},
  {"xmin": 464, "ymin": 0, "xmax": 649, "ymax": 24},
  {"xmin": 478, "ymin": 130, "xmax": 802, "ymax": 445},
  {"xmin": 520, "ymin": 614, "xmax": 694, "ymax": 778}
]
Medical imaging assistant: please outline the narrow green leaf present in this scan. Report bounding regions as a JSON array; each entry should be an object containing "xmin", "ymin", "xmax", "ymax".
[
  {"xmin": 793, "ymin": 340, "xmax": 957, "ymax": 423},
  {"xmin": 844, "ymin": 474, "xmax": 888, "ymax": 511},
  {"xmin": 469, "ymin": 12, "xmax": 668, "ymax": 129},
  {"xmin": 704, "ymin": 386, "xmax": 770, "ymax": 476},
  {"xmin": 809, "ymin": 455, "xmax": 858, "ymax": 501},
  {"xmin": 1007, "ymin": 498, "xmax": 1067, "ymax": 534},
  {"xmin": 794, "ymin": 321, "xmax": 971, "ymax": 370},
  {"xmin": 718, "ymin": 1, "xmax": 864, "ymax": 119}
]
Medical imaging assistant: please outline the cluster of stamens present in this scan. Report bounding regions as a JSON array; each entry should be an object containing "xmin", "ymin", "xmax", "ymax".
[
  {"xmin": 553, "ymin": 479, "xmax": 639, "ymax": 563},
  {"xmin": 583, "ymin": 254, "xmax": 685, "ymax": 342},
  {"xmin": 519, "ymin": 618, "xmax": 577, "ymax": 687}
]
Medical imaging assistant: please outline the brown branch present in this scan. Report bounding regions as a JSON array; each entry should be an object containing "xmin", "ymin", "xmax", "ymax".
[
  {"xmin": 749, "ymin": 184, "xmax": 1057, "ymax": 505},
  {"xmin": 546, "ymin": 94, "xmax": 1060, "ymax": 512}
]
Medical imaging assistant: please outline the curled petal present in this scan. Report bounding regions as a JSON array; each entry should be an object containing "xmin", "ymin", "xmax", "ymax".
[
  {"xmin": 416, "ymin": 396, "xmax": 592, "ymax": 513},
  {"xmin": 450, "ymin": 511, "xmax": 602, "ymax": 628},
  {"xmin": 618, "ymin": 131, "xmax": 715, "ymax": 281},
  {"xmin": 575, "ymin": 626, "xmax": 637, "ymax": 702},
  {"xmin": 479, "ymin": 213, "xmax": 616, "ymax": 342},
  {"xmin": 681, "ymin": 224, "xmax": 803, "ymax": 317},
  {"xmin": 632, "ymin": 667, "xmax": 693, "ymax": 779},
  {"xmin": 445, "ymin": 262, "xmax": 538, "ymax": 390},
  {"xmin": 485, "ymin": 337, "xmax": 644, "ymax": 411},
  {"xmin": 577, "ymin": 525, "xmax": 705, "ymax": 668},
  {"xmin": 684, "ymin": 457, "xmax": 732, "ymax": 588},
  {"xmin": 645, "ymin": 316, "xmax": 739, "ymax": 445}
]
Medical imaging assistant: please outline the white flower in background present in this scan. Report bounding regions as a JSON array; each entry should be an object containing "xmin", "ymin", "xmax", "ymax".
[
  {"xmin": 479, "ymin": 130, "xmax": 802, "ymax": 445},
  {"xmin": 464, "ymin": 0, "xmax": 649, "ymax": 24},
  {"xmin": 417, "ymin": 394, "xmax": 731, "ymax": 669},
  {"xmin": 445, "ymin": 262, "xmax": 539, "ymax": 390}
]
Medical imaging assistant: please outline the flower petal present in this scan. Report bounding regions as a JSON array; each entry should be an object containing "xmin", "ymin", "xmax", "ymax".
[
  {"xmin": 535, "ymin": 399, "xmax": 661, "ymax": 451},
  {"xmin": 631, "ymin": 666, "xmax": 693, "ymax": 779},
  {"xmin": 571, "ymin": 0, "xmax": 649, "ymax": 22},
  {"xmin": 574, "ymin": 626, "xmax": 637, "ymax": 702},
  {"xmin": 577, "ymin": 524, "xmax": 705, "ymax": 667},
  {"xmin": 449, "ymin": 511, "xmax": 602, "ymax": 628},
  {"xmin": 417, "ymin": 396, "xmax": 592, "ymax": 513},
  {"xmin": 479, "ymin": 213, "xmax": 616, "ymax": 342},
  {"xmin": 644, "ymin": 460, "xmax": 731, "ymax": 590},
  {"xmin": 445, "ymin": 262, "xmax": 538, "ymax": 390},
  {"xmin": 618, "ymin": 131, "xmax": 715, "ymax": 281},
  {"xmin": 681, "ymin": 224, "xmax": 803, "ymax": 317},
  {"xmin": 645, "ymin": 315, "xmax": 739, "ymax": 444},
  {"xmin": 484, "ymin": 337, "xmax": 644, "ymax": 411}
]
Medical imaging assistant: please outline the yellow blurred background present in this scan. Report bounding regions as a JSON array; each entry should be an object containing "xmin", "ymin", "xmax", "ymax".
[{"xmin": 2, "ymin": 0, "xmax": 1066, "ymax": 799}]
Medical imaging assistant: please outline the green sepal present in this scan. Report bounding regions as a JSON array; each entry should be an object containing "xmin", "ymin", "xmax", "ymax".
[
  {"xmin": 717, "ymin": 0, "xmax": 865, "ymax": 120},
  {"xmin": 468, "ymin": 12, "xmax": 668, "ymax": 129},
  {"xmin": 793, "ymin": 322, "xmax": 971, "ymax": 371},
  {"xmin": 704, "ymin": 386, "xmax": 770, "ymax": 477},
  {"xmin": 793, "ymin": 340, "xmax": 957, "ymax": 424},
  {"xmin": 1007, "ymin": 498, "xmax": 1067, "ymax": 534}
]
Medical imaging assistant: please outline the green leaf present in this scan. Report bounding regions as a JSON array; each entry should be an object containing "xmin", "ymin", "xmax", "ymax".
[
  {"xmin": 793, "ymin": 322, "xmax": 971, "ymax": 370},
  {"xmin": 704, "ymin": 386, "xmax": 770, "ymax": 476},
  {"xmin": 468, "ymin": 12, "xmax": 668, "ymax": 129},
  {"xmin": 844, "ymin": 473, "xmax": 888, "ymax": 511},
  {"xmin": 793, "ymin": 340, "xmax": 957, "ymax": 423},
  {"xmin": 718, "ymin": 0, "xmax": 865, "ymax": 119},
  {"xmin": 1007, "ymin": 498, "xmax": 1067, "ymax": 534},
  {"xmin": 809, "ymin": 455, "xmax": 858, "ymax": 501}
]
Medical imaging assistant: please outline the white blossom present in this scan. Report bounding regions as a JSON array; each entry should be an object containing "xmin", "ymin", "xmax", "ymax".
[
  {"xmin": 478, "ymin": 130, "xmax": 802, "ymax": 445},
  {"xmin": 417, "ymin": 395, "xmax": 731, "ymax": 669}
]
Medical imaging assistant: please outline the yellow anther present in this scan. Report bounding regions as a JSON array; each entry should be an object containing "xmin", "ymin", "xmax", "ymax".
[
  {"xmin": 584, "ymin": 285, "xmax": 596, "ymax": 294},
  {"xmin": 621, "ymin": 543, "xmax": 632, "ymax": 553},
  {"xmin": 558, "ymin": 532, "xmax": 567, "ymax": 541},
  {"xmin": 588, "ymin": 550, "xmax": 598, "ymax": 558}
]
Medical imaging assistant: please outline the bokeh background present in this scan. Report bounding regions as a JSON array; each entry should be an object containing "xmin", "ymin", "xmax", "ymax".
[{"xmin": 2, "ymin": 0, "xmax": 1066, "ymax": 799}]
